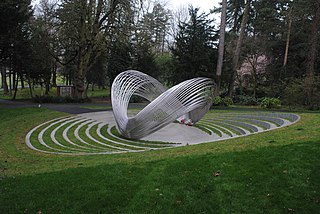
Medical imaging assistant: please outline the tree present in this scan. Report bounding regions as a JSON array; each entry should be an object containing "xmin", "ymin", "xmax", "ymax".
[
  {"xmin": 304, "ymin": 0, "xmax": 320, "ymax": 106},
  {"xmin": 133, "ymin": 42, "xmax": 159, "ymax": 78},
  {"xmin": 107, "ymin": 41, "xmax": 132, "ymax": 85},
  {"xmin": 57, "ymin": 0, "xmax": 129, "ymax": 98},
  {"xmin": 170, "ymin": 7, "xmax": 218, "ymax": 85},
  {"xmin": 225, "ymin": 0, "xmax": 246, "ymax": 33},
  {"xmin": 169, "ymin": 5, "xmax": 189, "ymax": 42},
  {"xmin": 283, "ymin": 6, "xmax": 293, "ymax": 67},
  {"xmin": 36, "ymin": 0, "xmax": 61, "ymax": 87},
  {"xmin": 0, "ymin": 0, "xmax": 33, "ymax": 96},
  {"xmin": 215, "ymin": 0, "xmax": 227, "ymax": 96},
  {"xmin": 138, "ymin": 2, "xmax": 170, "ymax": 54},
  {"xmin": 28, "ymin": 16, "xmax": 56, "ymax": 96},
  {"xmin": 227, "ymin": 0, "xmax": 251, "ymax": 97}
]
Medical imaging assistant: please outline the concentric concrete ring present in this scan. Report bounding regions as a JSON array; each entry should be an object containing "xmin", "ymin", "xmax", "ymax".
[{"xmin": 25, "ymin": 111, "xmax": 300, "ymax": 155}]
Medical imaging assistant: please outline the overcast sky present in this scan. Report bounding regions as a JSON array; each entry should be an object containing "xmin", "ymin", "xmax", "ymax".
[
  {"xmin": 169, "ymin": 0, "xmax": 220, "ymax": 12},
  {"xmin": 31, "ymin": 0, "xmax": 222, "ymax": 23},
  {"xmin": 169, "ymin": 0, "xmax": 221, "ymax": 23},
  {"xmin": 32, "ymin": 0, "xmax": 221, "ymax": 13}
]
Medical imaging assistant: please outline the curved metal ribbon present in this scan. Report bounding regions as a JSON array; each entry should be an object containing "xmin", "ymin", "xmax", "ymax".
[{"xmin": 111, "ymin": 70, "xmax": 215, "ymax": 139}]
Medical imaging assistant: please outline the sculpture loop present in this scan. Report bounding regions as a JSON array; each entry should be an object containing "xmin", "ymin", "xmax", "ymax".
[{"xmin": 111, "ymin": 70, "xmax": 215, "ymax": 139}]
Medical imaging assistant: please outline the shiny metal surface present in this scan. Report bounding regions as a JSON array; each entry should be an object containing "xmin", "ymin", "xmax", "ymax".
[{"xmin": 111, "ymin": 70, "xmax": 215, "ymax": 139}]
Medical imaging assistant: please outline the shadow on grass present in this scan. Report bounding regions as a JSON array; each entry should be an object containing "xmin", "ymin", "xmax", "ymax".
[{"xmin": 1, "ymin": 140, "xmax": 319, "ymax": 213}]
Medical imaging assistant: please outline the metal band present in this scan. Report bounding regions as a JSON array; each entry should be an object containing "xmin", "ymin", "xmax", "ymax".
[{"xmin": 111, "ymin": 70, "xmax": 215, "ymax": 139}]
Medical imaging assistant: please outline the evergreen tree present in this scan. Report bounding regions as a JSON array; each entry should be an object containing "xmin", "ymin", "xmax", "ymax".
[
  {"xmin": 171, "ymin": 7, "xmax": 218, "ymax": 85},
  {"xmin": 107, "ymin": 41, "xmax": 133, "ymax": 85},
  {"xmin": 0, "ymin": 0, "xmax": 33, "ymax": 96}
]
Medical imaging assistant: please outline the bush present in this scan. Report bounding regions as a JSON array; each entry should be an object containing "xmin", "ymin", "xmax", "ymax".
[
  {"xmin": 282, "ymin": 79, "xmax": 304, "ymax": 106},
  {"xmin": 222, "ymin": 97, "xmax": 233, "ymax": 106},
  {"xmin": 282, "ymin": 77, "xmax": 320, "ymax": 110},
  {"xmin": 213, "ymin": 96, "xmax": 233, "ymax": 106},
  {"xmin": 235, "ymin": 95, "xmax": 258, "ymax": 106},
  {"xmin": 260, "ymin": 97, "xmax": 281, "ymax": 109},
  {"xmin": 213, "ymin": 96, "xmax": 222, "ymax": 106}
]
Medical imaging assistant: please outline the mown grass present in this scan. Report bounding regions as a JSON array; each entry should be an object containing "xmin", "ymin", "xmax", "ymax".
[
  {"xmin": 86, "ymin": 87, "xmax": 110, "ymax": 98},
  {"xmin": 0, "ymin": 86, "xmax": 110, "ymax": 100},
  {"xmin": 0, "ymin": 107, "xmax": 319, "ymax": 213},
  {"xmin": 0, "ymin": 87, "xmax": 57, "ymax": 100}
]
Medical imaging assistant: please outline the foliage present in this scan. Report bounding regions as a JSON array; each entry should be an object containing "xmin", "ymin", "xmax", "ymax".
[
  {"xmin": 107, "ymin": 41, "xmax": 133, "ymax": 85},
  {"xmin": 138, "ymin": 3, "xmax": 171, "ymax": 54},
  {"xmin": 282, "ymin": 77, "xmax": 320, "ymax": 110},
  {"xmin": 155, "ymin": 53, "xmax": 173, "ymax": 84},
  {"xmin": 260, "ymin": 97, "xmax": 281, "ymax": 109},
  {"xmin": 282, "ymin": 78, "xmax": 305, "ymax": 107},
  {"xmin": 213, "ymin": 96, "xmax": 233, "ymax": 106},
  {"xmin": 170, "ymin": 7, "xmax": 218, "ymax": 85},
  {"xmin": 56, "ymin": 0, "xmax": 132, "ymax": 98},
  {"xmin": 1, "ymin": 0, "xmax": 320, "ymax": 110},
  {"xmin": 86, "ymin": 54, "xmax": 108, "ymax": 88},
  {"xmin": 221, "ymin": 96, "xmax": 233, "ymax": 106},
  {"xmin": 0, "ymin": 0, "xmax": 33, "ymax": 60},
  {"xmin": 132, "ymin": 42, "xmax": 159, "ymax": 79},
  {"xmin": 235, "ymin": 95, "xmax": 258, "ymax": 106},
  {"xmin": 0, "ymin": 0, "xmax": 33, "ymax": 97},
  {"xmin": 213, "ymin": 96, "xmax": 222, "ymax": 105}
]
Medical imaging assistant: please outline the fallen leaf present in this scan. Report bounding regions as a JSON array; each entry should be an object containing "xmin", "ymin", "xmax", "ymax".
[{"xmin": 213, "ymin": 171, "xmax": 220, "ymax": 177}]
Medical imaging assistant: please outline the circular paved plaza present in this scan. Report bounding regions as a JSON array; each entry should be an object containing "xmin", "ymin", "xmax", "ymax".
[{"xmin": 26, "ymin": 110, "xmax": 300, "ymax": 155}]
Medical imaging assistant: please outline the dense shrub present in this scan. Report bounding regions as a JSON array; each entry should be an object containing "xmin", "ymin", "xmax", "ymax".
[
  {"xmin": 213, "ymin": 96, "xmax": 222, "ymax": 106},
  {"xmin": 283, "ymin": 77, "xmax": 320, "ymax": 110},
  {"xmin": 260, "ymin": 97, "xmax": 281, "ymax": 109},
  {"xmin": 222, "ymin": 97, "xmax": 233, "ymax": 106},
  {"xmin": 235, "ymin": 95, "xmax": 258, "ymax": 106},
  {"xmin": 282, "ymin": 79, "xmax": 304, "ymax": 106},
  {"xmin": 213, "ymin": 96, "xmax": 233, "ymax": 106}
]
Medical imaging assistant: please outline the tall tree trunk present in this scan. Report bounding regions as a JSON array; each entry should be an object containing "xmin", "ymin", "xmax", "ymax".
[
  {"xmin": 1, "ymin": 67, "xmax": 9, "ymax": 95},
  {"xmin": 12, "ymin": 73, "xmax": 19, "ymax": 100},
  {"xmin": 252, "ymin": 65, "xmax": 257, "ymax": 98},
  {"xmin": 248, "ymin": 56, "xmax": 258, "ymax": 98},
  {"xmin": 84, "ymin": 82, "xmax": 89, "ymax": 98},
  {"xmin": 215, "ymin": 0, "xmax": 227, "ymax": 96},
  {"xmin": 75, "ymin": 58, "xmax": 87, "ymax": 98},
  {"xmin": 27, "ymin": 76, "xmax": 34, "ymax": 99},
  {"xmin": 231, "ymin": 2, "xmax": 240, "ymax": 33},
  {"xmin": 304, "ymin": 3, "xmax": 320, "ymax": 105},
  {"xmin": 45, "ymin": 76, "xmax": 50, "ymax": 95},
  {"xmin": 52, "ymin": 63, "xmax": 57, "ymax": 87},
  {"xmin": 228, "ymin": 0, "xmax": 251, "ymax": 97},
  {"xmin": 9, "ymin": 70, "xmax": 12, "ymax": 93},
  {"xmin": 12, "ymin": 71, "xmax": 16, "ymax": 92},
  {"xmin": 20, "ymin": 74, "xmax": 24, "ymax": 89},
  {"xmin": 283, "ymin": 7, "xmax": 293, "ymax": 67}
]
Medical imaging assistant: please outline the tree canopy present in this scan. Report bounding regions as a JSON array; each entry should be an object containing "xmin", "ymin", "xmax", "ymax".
[{"xmin": 0, "ymin": 0, "xmax": 319, "ymax": 108}]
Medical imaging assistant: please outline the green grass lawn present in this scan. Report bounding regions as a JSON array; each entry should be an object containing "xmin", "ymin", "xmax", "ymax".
[
  {"xmin": 0, "ymin": 107, "xmax": 319, "ymax": 213},
  {"xmin": 0, "ymin": 87, "xmax": 58, "ymax": 100},
  {"xmin": 0, "ymin": 86, "xmax": 109, "ymax": 100}
]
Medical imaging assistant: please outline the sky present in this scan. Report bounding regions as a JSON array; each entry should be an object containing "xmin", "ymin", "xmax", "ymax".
[
  {"xmin": 169, "ymin": 0, "xmax": 220, "ymax": 12},
  {"xmin": 31, "ymin": 0, "xmax": 222, "ymax": 23},
  {"xmin": 32, "ymin": 0, "xmax": 221, "ymax": 14},
  {"xmin": 168, "ymin": 0, "xmax": 221, "ymax": 24}
]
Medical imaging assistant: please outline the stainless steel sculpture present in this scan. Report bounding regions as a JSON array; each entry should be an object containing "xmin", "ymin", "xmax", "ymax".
[{"xmin": 111, "ymin": 70, "xmax": 215, "ymax": 139}]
